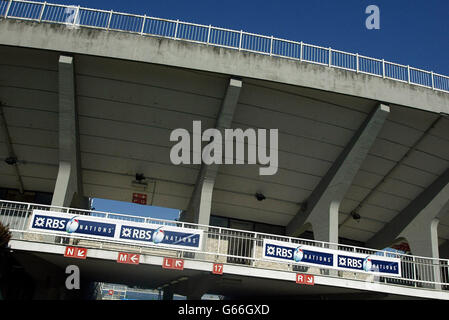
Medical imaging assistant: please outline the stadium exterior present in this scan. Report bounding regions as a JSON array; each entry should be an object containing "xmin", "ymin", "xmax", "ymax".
[{"xmin": 1, "ymin": 0, "xmax": 449, "ymax": 300}]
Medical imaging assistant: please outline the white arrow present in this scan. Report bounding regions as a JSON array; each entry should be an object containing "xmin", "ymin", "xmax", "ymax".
[
  {"xmin": 77, "ymin": 249, "xmax": 86, "ymax": 257},
  {"xmin": 130, "ymin": 254, "xmax": 139, "ymax": 263},
  {"xmin": 175, "ymin": 259, "xmax": 183, "ymax": 268}
]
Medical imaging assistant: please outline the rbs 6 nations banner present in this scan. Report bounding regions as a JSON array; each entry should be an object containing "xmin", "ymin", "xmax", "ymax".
[
  {"xmin": 263, "ymin": 239, "xmax": 401, "ymax": 277},
  {"xmin": 29, "ymin": 210, "xmax": 203, "ymax": 251}
]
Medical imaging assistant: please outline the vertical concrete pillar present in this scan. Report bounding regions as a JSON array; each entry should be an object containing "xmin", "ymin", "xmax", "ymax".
[
  {"xmin": 367, "ymin": 168, "xmax": 449, "ymax": 289},
  {"xmin": 402, "ymin": 218, "xmax": 442, "ymax": 289},
  {"xmin": 52, "ymin": 55, "xmax": 85, "ymax": 209}
]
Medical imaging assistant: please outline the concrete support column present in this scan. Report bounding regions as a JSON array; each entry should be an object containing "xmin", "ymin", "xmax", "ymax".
[
  {"xmin": 286, "ymin": 104, "xmax": 390, "ymax": 243},
  {"xmin": 52, "ymin": 55, "xmax": 85, "ymax": 209},
  {"xmin": 402, "ymin": 219, "xmax": 442, "ymax": 289},
  {"xmin": 181, "ymin": 78, "xmax": 242, "ymax": 225},
  {"xmin": 308, "ymin": 200, "xmax": 340, "ymax": 246},
  {"xmin": 367, "ymin": 168, "xmax": 449, "ymax": 289}
]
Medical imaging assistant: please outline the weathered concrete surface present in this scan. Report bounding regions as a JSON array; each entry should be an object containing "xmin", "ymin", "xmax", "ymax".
[{"xmin": 0, "ymin": 18, "xmax": 448, "ymax": 115}]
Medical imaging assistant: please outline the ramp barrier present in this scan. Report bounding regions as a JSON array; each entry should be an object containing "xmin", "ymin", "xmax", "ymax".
[{"xmin": 1, "ymin": 199, "xmax": 449, "ymax": 292}]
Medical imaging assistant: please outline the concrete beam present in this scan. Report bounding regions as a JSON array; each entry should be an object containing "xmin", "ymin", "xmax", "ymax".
[
  {"xmin": 366, "ymin": 167, "xmax": 449, "ymax": 258},
  {"xmin": 181, "ymin": 78, "xmax": 242, "ymax": 225},
  {"xmin": 286, "ymin": 104, "xmax": 390, "ymax": 242},
  {"xmin": 51, "ymin": 55, "xmax": 85, "ymax": 208},
  {"xmin": 1, "ymin": 19, "xmax": 448, "ymax": 115}
]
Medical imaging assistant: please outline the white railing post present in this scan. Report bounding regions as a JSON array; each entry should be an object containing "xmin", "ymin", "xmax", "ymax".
[
  {"xmin": 251, "ymin": 233, "xmax": 257, "ymax": 266},
  {"xmin": 382, "ymin": 59, "xmax": 385, "ymax": 78},
  {"xmin": 431, "ymin": 71, "xmax": 435, "ymax": 89},
  {"xmin": 140, "ymin": 14, "xmax": 146, "ymax": 35},
  {"xmin": 107, "ymin": 10, "xmax": 112, "ymax": 30},
  {"xmin": 328, "ymin": 47, "xmax": 332, "ymax": 66},
  {"xmin": 4, "ymin": 0, "xmax": 13, "ymax": 18},
  {"xmin": 206, "ymin": 24, "xmax": 211, "ymax": 44},
  {"xmin": 270, "ymin": 36, "xmax": 273, "ymax": 56},
  {"xmin": 38, "ymin": 1, "xmax": 46, "ymax": 22},
  {"xmin": 174, "ymin": 19, "xmax": 179, "ymax": 39},
  {"xmin": 239, "ymin": 30, "xmax": 242, "ymax": 50},
  {"xmin": 23, "ymin": 203, "xmax": 31, "ymax": 230},
  {"xmin": 217, "ymin": 227, "xmax": 221, "ymax": 257},
  {"xmin": 73, "ymin": 5, "xmax": 80, "ymax": 27},
  {"xmin": 407, "ymin": 65, "xmax": 411, "ymax": 83},
  {"xmin": 299, "ymin": 41, "xmax": 303, "ymax": 61}
]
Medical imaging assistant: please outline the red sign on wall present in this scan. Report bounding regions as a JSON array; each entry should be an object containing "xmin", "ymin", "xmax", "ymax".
[
  {"xmin": 64, "ymin": 246, "xmax": 87, "ymax": 259},
  {"xmin": 212, "ymin": 263, "xmax": 224, "ymax": 275},
  {"xmin": 296, "ymin": 273, "xmax": 314, "ymax": 286},
  {"xmin": 117, "ymin": 252, "xmax": 140, "ymax": 265},
  {"xmin": 162, "ymin": 257, "xmax": 184, "ymax": 270},
  {"xmin": 132, "ymin": 193, "xmax": 147, "ymax": 205}
]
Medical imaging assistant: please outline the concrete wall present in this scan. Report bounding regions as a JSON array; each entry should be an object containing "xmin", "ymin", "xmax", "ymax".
[{"xmin": 0, "ymin": 19, "xmax": 448, "ymax": 116}]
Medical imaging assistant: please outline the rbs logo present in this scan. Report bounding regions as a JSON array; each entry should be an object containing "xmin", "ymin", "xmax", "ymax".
[
  {"xmin": 338, "ymin": 255, "xmax": 363, "ymax": 270},
  {"xmin": 265, "ymin": 244, "xmax": 293, "ymax": 260},
  {"xmin": 33, "ymin": 215, "xmax": 68, "ymax": 231}
]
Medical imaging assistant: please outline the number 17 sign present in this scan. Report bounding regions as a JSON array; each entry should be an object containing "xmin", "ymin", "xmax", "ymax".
[{"xmin": 212, "ymin": 263, "xmax": 223, "ymax": 275}]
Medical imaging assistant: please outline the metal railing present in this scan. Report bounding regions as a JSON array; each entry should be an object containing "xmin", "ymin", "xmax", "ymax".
[
  {"xmin": 0, "ymin": 0, "xmax": 448, "ymax": 94},
  {"xmin": 1, "ymin": 199, "xmax": 449, "ymax": 294}
]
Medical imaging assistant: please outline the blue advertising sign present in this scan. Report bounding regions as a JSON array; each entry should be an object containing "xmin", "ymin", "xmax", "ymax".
[
  {"xmin": 264, "ymin": 241, "xmax": 333, "ymax": 267},
  {"xmin": 337, "ymin": 254, "xmax": 400, "ymax": 275},
  {"xmin": 29, "ymin": 210, "xmax": 203, "ymax": 251},
  {"xmin": 119, "ymin": 224, "xmax": 201, "ymax": 248},
  {"xmin": 262, "ymin": 239, "xmax": 401, "ymax": 277}
]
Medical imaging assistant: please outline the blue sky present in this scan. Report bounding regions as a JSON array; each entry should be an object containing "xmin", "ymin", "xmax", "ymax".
[{"xmin": 47, "ymin": 0, "xmax": 447, "ymax": 219}]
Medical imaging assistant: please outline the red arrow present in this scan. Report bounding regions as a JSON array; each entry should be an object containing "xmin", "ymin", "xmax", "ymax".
[
  {"xmin": 77, "ymin": 248, "xmax": 87, "ymax": 258},
  {"xmin": 117, "ymin": 252, "xmax": 140, "ymax": 265},
  {"xmin": 64, "ymin": 246, "xmax": 87, "ymax": 259},
  {"xmin": 129, "ymin": 254, "xmax": 139, "ymax": 264},
  {"xmin": 162, "ymin": 258, "xmax": 184, "ymax": 270},
  {"xmin": 174, "ymin": 259, "xmax": 184, "ymax": 270},
  {"xmin": 305, "ymin": 275, "xmax": 315, "ymax": 286}
]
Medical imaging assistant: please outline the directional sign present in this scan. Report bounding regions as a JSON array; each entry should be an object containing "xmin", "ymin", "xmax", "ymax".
[
  {"xmin": 212, "ymin": 263, "xmax": 224, "ymax": 275},
  {"xmin": 64, "ymin": 246, "xmax": 87, "ymax": 259},
  {"xmin": 305, "ymin": 274, "xmax": 315, "ymax": 285},
  {"xmin": 132, "ymin": 193, "xmax": 147, "ymax": 205},
  {"xmin": 296, "ymin": 273, "xmax": 314, "ymax": 286},
  {"xmin": 162, "ymin": 257, "xmax": 184, "ymax": 270},
  {"xmin": 117, "ymin": 252, "xmax": 140, "ymax": 265}
]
